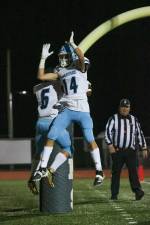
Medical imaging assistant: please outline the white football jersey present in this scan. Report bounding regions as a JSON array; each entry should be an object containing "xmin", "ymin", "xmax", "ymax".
[
  {"xmin": 55, "ymin": 66, "xmax": 90, "ymax": 112},
  {"xmin": 55, "ymin": 66, "xmax": 88, "ymax": 99},
  {"xmin": 33, "ymin": 81, "xmax": 62, "ymax": 118}
]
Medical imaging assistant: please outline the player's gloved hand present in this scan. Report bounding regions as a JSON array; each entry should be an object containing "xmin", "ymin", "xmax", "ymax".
[
  {"xmin": 41, "ymin": 43, "xmax": 54, "ymax": 59},
  {"xmin": 69, "ymin": 31, "xmax": 77, "ymax": 49},
  {"xmin": 39, "ymin": 43, "xmax": 54, "ymax": 69},
  {"xmin": 69, "ymin": 31, "xmax": 74, "ymax": 44}
]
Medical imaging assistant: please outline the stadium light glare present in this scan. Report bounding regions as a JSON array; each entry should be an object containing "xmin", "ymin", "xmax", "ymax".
[{"xmin": 18, "ymin": 90, "xmax": 27, "ymax": 95}]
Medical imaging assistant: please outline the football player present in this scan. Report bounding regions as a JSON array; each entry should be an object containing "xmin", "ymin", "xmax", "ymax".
[
  {"xmin": 32, "ymin": 32, "xmax": 104, "ymax": 187},
  {"xmin": 28, "ymin": 50, "xmax": 73, "ymax": 194}
]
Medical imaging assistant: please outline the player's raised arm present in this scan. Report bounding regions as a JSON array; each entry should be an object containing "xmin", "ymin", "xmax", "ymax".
[
  {"xmin": 69, "ymin": 31, "xmax": 85, "ymax": 72},
  {"xmin": 37, "ymin": 44, "xmax": 58, "ymax": 81}
]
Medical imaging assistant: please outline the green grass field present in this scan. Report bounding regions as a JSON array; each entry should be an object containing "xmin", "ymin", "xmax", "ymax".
[{"xmin": 0, "ymin": 178, "xmax": 150, "ymax": 225}]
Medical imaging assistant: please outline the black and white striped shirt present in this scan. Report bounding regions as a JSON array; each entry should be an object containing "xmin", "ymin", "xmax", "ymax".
[{"xmin": 105, "ymin": 113, "xmax": 147, "ymax": 150}]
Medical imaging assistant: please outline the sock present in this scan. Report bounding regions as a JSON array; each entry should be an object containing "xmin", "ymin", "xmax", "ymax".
[
  {"xmin": 35, "ymin": 160, "xmax": 42, "ymax": 172},
  {"xmin": 29, "ymin": 158, "xmax": 41, "ymax": 179},
  {"xmin": 30, "ymin": 159, "xmax": 38, "ymax": 173},
  {"xmin": 40, "ymin": 146, "xmax": 53, "ymax": 168},
  {"xmin": 33, "ymin": 151, "xmax": 44, "ymax": 173},
  {"xmin": 90, "ymin": 148, "xmax": 102, "ymax": 171},
  {"xmin": 50, "ymin": 152, "xmax": 67, "ymax": 171}
]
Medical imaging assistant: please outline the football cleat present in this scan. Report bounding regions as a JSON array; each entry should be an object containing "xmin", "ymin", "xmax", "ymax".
[
  {"xmin": 32, "ymin": 168, "xmax": 48, "ymax": 181},
  {"xmin": 93, "ymin": 170, "xmax": 105, "ymax": 186},
  {"xmin": 47, "ymin": 168, "xmax": 55, "ymax": 187},
  {"xmin": 28, "ymin": 179, "xmax": 39, "ymax": 195}
]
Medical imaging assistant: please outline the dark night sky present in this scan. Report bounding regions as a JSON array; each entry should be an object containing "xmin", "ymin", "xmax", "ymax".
[{"xmin": 0, "ymin": 1, "xmax": 150, "ymax": 137}]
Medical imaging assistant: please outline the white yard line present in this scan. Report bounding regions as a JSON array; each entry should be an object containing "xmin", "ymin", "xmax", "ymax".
[
  {"xmin": 128, "ymin": 222, "xmax": 137, "ymax": 224},
  {"xmin": 110, "ymin": 202, "xmax": 137, "ymax": 225},
  {"xmin": 143, "ymin": 181, "xmax": 150, "ymax": 184},
  {"xmin": 90, "ymin": 187, "xmax": 138, "ymax": 225}
]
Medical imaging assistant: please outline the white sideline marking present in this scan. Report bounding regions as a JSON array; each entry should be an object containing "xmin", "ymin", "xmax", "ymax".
[
  {"xmin": 128, "ymin": 222, "xmax": 137, "ymax": 224},
  {"xmin": 116, "ymin": 208, "xmax": 124, "ymax": 211},
  {"xmin": 125, "ymin": 218, "xmax": 134, "ymax": 220},
  {"xmin": 110, "ymin": 203, "xmax": 137, "ymax": 224},
  {"xmin": 143, "ymin": 181, "xmax": 150, "ymax": 184},
  {"xmin": 121, "ymin": 213, "xmax": 129, "ymax": 216}
]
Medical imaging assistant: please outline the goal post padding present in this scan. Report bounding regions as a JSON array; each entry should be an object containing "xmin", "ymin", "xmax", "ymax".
[{"xmin": 39, "ymin": 142, "xmax": 73, "ymax": 213}]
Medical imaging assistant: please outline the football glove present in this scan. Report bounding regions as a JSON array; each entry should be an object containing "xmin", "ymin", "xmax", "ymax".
[
  {"xmin": 39, "ymin": 43, "xmax": 54, "ymax": 68},
  {"xmin": 69, "ymin": 31, "xmax": 77, "ymax": 49},
  {"xmin": 41, "ymin": 43, "xmax": 54, "ymax": 59}
]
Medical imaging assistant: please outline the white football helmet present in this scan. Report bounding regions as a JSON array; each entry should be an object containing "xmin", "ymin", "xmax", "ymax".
[
  {"xmin": 58, "ymin": 44, "xmax": 72, "ymax": 67},
  {"xmin": 84, "ymin": 57, "xmax": 90, "ymax": 71},
  {"xmin": 58, "ymin": 43, "xmax": 79, "ymax": 67},
  {"xmin": 84, "ymin": 57, "xmax": 90, "ymax": 65}
]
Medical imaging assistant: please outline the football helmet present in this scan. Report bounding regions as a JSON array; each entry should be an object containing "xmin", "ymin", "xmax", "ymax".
[
  {"xmin": 84, "ymin": 57, "xmax": 90, "ymax": 71},
  {"xmin": 58, "ymin": 43, "xmax": 77, "ymax": 67},
  {"xmin": 84, "ymin": 57, "xmax": 90, "ymax": 65}
]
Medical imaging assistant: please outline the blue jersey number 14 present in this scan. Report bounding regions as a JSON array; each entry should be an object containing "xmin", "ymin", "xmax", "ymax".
[{"xmin": 63, "ymin": 76, "xmax": 78, "ymax": 95}]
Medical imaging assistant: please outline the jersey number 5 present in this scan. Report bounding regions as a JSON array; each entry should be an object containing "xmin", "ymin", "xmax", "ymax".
[
  {"xmin": 40, "ymin": 88, "xmax": 50, "ymax": 109},
  {"xmin": 63, "ymin": 77, "xmax": 78, "ymax": 95}
]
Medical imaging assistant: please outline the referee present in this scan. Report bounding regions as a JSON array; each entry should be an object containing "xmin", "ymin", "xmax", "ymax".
[{"xmin": 105, "ymin": 98, "xmax": 148, "ymax": 200}]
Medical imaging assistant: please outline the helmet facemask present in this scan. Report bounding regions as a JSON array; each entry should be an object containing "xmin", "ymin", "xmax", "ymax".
[
  {"xmin": 58, "ymin": 54, "xmax": 70, "ymax": 68},
  {"xmin": 58, "ymin": 43, "xmax": 74, "ymax": 68}
]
